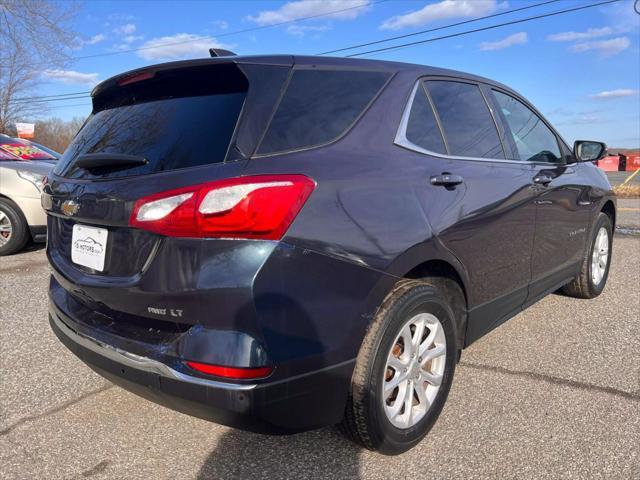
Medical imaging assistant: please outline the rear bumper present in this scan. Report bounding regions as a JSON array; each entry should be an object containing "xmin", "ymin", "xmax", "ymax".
[{"xmin": 49, "ymin": 304, "xmax": 354, "ymax": 434}]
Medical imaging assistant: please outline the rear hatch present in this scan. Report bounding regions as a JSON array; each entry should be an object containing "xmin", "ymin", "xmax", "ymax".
[{"xmin": 45, "ymin": 58, "xmax": 292, "ymax": 283}]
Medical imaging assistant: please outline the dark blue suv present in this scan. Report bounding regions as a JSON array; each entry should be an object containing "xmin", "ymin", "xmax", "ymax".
[{"xmin": 45, "ymin": 55, "xmax": 615, "ymax": 454}]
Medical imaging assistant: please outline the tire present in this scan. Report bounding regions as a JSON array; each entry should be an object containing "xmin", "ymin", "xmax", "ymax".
[
  {"xmin": 0, "ymin": 198, "xmax": 29, "ymax": 256},
  {"xmin": 562, "ymin": 212, "xmax": 612, "ymax": 299},
  {"xmin": 341, "ymin": 279, "xmax": 458, "ymax": 455}
]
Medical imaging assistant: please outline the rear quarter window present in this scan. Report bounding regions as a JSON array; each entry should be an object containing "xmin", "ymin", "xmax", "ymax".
[
  {"xmin": 257, "ymin": 69, "xmax": 391, "ymax": 155},
  {"xmin": 404, "ymin": 83, "xmax": 447, "ymax": 154}
]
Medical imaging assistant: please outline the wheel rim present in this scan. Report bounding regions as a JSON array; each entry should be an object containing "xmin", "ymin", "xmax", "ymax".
[
  {"xmin": 591, "ymin": 227, "xmax": 609, "ymax": 286},
  {"xmin": 382, "ymin": 312, "xmax": 446, "ymax": 429},
  {"xmin": 0, "ymin": 210, "xmax": 12, "ymax": 247}
]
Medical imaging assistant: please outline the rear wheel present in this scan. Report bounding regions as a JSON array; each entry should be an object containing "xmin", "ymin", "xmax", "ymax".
[
  {"xmin": 0, "ymin": 198, "xmax": 29, "ymax": 256},
  {"xmin": 341, "ymin": 279, "xmax": 457, "ymax": 455},
  {"xmin": 562, "ymin": 212, "xmax": 612, "ymax": 299}
]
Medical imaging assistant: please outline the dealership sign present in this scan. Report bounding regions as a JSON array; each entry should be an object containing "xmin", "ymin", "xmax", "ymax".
[{"xmin": 15, "ymin": 122, "xmax": 35, "ymax": 139}]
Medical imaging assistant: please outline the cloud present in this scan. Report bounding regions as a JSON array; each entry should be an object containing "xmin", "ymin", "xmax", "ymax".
[
  {"xmin": 136, "ymin": 33, "xmax": 231, "ymax": 61},
  {"xmin": 123, "ymin": 35, "xmax": 143, "ymax": 44},
  {"xmin": 590, "ymin": 89, "xmax": 639, "ymax": 100},
  {"xmin": 43, "ymin": 69, "xmax": 99, "ymax": 86},
  {"xmin": 547, "ymin": 27, "xmax": 613, "ymax": 42},
  {"xmin": 86, "ymin": 33, "xmax": 106, "ymax": 45},
  {"xmin": 547, "ymin": 107, "xmax": 602, "ymax": 117},
  {"xmin": 286, "ymin": 24, "xmax": 332, "ymax": 37},
  {"xmin": 555, "ymin": 114, "xmax": 603, "ymax": 126},
  {"xmin": 480, "ymin": 32, "xmax": 527, "ymax": 51},
  {"xmin": 107, "ymin": 13, "xmax": 134, "ymax": 21},
  {"xmin": 380, "ymin": 0, "xmax": 499, "ymax": 30},
  {"xmin": 247, "ymin": 0, "xmax": 371, "ymax": 26},
  {"xmin": 569, "ymin": 36, "xmax": 630, "ymax": 57},
  {"xmin": 211, "ymin": 20, "xmax": 229, "ymax": 30},
  {"xmin": 113, "ymin": 23, "xmax": 136, "ymax": 35}
]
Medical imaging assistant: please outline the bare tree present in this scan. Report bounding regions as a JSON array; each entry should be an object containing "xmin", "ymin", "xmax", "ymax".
[
  {"xmin": 32, "ymin": 116, "xmax": 86, "ymax": 153},
  {"xmin": 0, "ymin": 0, "xmax": 79, "ymax": 133}
]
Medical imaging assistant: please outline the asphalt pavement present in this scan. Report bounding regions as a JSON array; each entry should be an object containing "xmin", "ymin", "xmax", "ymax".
[{"xmin": 1, "ymin": 234, "xmax": 639, "ymax": 479}]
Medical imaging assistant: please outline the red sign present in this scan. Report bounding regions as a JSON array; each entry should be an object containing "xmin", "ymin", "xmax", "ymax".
[
  {"xmin": 597, "ymin": 155, "xmax": 619, "ymax": 172},
  {"xmin": 627, "ymin": 155, "xmax": 640, "ymax": 171}
]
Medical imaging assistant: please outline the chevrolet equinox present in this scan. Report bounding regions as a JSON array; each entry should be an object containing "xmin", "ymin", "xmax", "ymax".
[{"xmin": 45, "ymin": 55, "xmax": 615, "ymax": 454}]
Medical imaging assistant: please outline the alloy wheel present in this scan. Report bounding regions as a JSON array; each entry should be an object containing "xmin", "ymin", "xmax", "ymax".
[
  {"xmin": 0, "ymin": 210, "xmax": 12, "ymax": 247},
  {"xmin": 382, "ymin": 313, "xmax": 446, "ymax": 429},
  {"xmin": 591, "ymin": 227, "xmax": 609, "ymax": 286}
]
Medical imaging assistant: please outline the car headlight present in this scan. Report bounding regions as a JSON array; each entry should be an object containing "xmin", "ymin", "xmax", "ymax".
[{"xmin": 17, "ymin": 170, "xmax": 46, "ymax": 192}]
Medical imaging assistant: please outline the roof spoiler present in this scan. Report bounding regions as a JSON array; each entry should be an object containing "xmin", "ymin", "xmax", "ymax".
[{"xmin": 209, "ymin": 48, "xmax": 236, "ymax": 58}]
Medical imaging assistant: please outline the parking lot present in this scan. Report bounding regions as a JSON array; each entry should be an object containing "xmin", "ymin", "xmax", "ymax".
[{"xmin": 1, "ymin": 202, "xmax": 639, "ymax": 479}]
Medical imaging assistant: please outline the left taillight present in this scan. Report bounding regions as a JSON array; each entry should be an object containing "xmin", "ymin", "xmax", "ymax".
[{"xmin": 129, "ymin": 174, "xmax": 315, "ymax": 239}]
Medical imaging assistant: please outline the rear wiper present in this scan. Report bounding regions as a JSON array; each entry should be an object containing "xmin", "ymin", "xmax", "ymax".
[{"xmin": 75, "ymin": 153, "xmax": 148, "ymax": 170}]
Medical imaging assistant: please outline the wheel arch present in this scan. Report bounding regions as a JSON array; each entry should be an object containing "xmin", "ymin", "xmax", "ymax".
[
  {"xmin": 601, "ymin": 199, "xmax": 616, "ymax": 230},
  {"xmin": 403, "ymin": 259, "xmax": 469, "ymax": 350},
  {"xmin": 0, "ymin": 193, "xmax": 29, "ymax": 226}
]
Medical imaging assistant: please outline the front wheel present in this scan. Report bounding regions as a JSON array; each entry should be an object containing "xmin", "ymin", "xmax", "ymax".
[
  {"xmin": 341, "ymin": 279, "xmax": 457, "ymax": 455},
  {"xmin": 562, "ymin": 212, "xmax": 612, "ymax": 299},
  {"xmin": 0, "ymin": 198, "xmax": 29, "ymax": 256}
]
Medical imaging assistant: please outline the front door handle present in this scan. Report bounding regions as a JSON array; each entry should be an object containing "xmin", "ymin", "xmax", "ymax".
[
  {"xmin": 532, "ymin": 174, "xmax": 552, "ymax": 186},
  {"xmin": 430, "ymin": 173, "xmax": 464, "ymax": 188}
]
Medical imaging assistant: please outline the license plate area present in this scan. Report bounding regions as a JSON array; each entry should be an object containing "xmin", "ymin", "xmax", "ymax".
[{"xmin": 71, "ymin": 224, "xmax": 108, "ymax": 272}]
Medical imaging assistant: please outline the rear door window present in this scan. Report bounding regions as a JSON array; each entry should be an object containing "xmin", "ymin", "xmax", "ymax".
[
  {"xmin": 257, "ymin": 69, "xmax": 390, "ymax": 155},
  {"xmin": 425, "ymin": 80, "xmax": 504, "ymax": 159},
  {"xmin": 404, "ymin": 84, "xmax": 447, "ymax": 154},
  {"xmin": 492, "ymin": 90, "xmax": 562, "ymax": 163}
]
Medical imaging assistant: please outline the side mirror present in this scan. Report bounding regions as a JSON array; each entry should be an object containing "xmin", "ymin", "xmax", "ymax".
[{"xmin": 573, "ymin": 140, "xmax": 607, "ymax": 162}]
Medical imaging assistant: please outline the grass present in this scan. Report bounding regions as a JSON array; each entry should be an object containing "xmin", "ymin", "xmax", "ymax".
[{"xmin": 613, "ymin": 184, "xmax": 640, "ymax": 198}]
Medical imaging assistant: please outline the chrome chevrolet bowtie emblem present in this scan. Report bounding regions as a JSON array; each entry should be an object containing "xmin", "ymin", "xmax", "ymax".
[{"xmin": 61, "ymin": 200, "xmax": 80, "ymax": 217}]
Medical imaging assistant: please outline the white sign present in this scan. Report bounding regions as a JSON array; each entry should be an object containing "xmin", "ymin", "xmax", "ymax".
[
  {"xmin": 15, "ymin": 122, "xmax": 35, "ymax": 139},
  {"xmin": 71, "ymin": 224, "xmax": 108, "ymax": 272}
]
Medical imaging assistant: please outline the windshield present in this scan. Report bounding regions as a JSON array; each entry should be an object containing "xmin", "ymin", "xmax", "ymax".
[{"xmin": 0, "ymin": 141, "xmax": 58, "ymax": 161}]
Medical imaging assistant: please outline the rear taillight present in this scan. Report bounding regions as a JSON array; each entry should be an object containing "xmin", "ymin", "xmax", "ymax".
[
  {"xmin": 185, "ymin": 361, "xmax": 273, "ymax": 379},
  {"xmin": 130, "ymin": 175, "xmax": 315, "ymax": 239}
]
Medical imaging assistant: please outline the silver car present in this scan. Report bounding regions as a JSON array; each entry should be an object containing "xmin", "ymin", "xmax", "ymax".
[{"xmin": 0, "ymin": 136, "xmax": 57, "ymax": 255}]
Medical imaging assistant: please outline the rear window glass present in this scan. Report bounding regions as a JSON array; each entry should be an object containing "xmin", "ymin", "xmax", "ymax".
[
  {"xmin": 55, "ymin": 92, "xmax": 246, "ymax": 179},
  {"xmin": 426, "ymin": 80, "xmax": 504, "ymax": 159},
  {"xmin": 257, "ymin": 69, "xmax": 390, "ymax": 155},
  {"xmin": 405, "ymin": 84, "xmax": 446, "ymax": 154}
]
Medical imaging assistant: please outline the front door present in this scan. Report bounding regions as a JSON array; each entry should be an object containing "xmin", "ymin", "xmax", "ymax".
[{"xmin": 489, "ymin": 89, "xmax": 591, "ymax": 302}]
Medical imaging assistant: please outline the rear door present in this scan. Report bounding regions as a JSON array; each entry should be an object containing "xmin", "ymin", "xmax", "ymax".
[
  {"xmin": 490, "ymin": 89, "xmax": 592, "ymax": 302},
  {"xmin": 397, "ymin": 78, "xmax": 538, "ymax": 344}
]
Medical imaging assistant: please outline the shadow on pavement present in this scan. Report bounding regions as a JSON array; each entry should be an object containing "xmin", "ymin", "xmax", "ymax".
[
  {"xmin": 197, "ymin": 426, "xmax": 362, "ymax": 480},
  {"xmin": 22, "ymin": 241, "xmax": 46, "ymax": 253}
]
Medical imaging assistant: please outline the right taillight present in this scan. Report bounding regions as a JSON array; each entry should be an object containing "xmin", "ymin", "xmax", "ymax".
[{"xmin": 130, "ymin": 174, "xmax": 315, "ymax": 239}]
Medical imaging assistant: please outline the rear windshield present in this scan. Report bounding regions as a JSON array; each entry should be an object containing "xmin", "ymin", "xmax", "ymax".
[
  {"xmin": 257, "ymin": 69, "xmax": 390, "ymax": 155},
  {"xmin": 55, "ymin": 92, "xmax": 246, "ymax": 179}
]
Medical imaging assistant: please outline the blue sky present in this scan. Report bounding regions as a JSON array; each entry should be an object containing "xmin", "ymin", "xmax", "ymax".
[{"xmin": 39, "ymin": 0, "xmax": 640, "ymax": 147}]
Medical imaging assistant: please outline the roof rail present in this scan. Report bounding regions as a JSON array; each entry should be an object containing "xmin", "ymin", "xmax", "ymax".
[{"xmin": 209, "ymin": 48, "xmax": 236, "ymax": 58}]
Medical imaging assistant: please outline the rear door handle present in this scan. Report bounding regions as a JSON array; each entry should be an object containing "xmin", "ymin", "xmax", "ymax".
[
  {"xmin": 430, "ymin": 174, "xmax": 464, "ymax": 188},
  {"xmin": 532, "ymin": 174, "xmax": 552, "ymax": 186}
]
